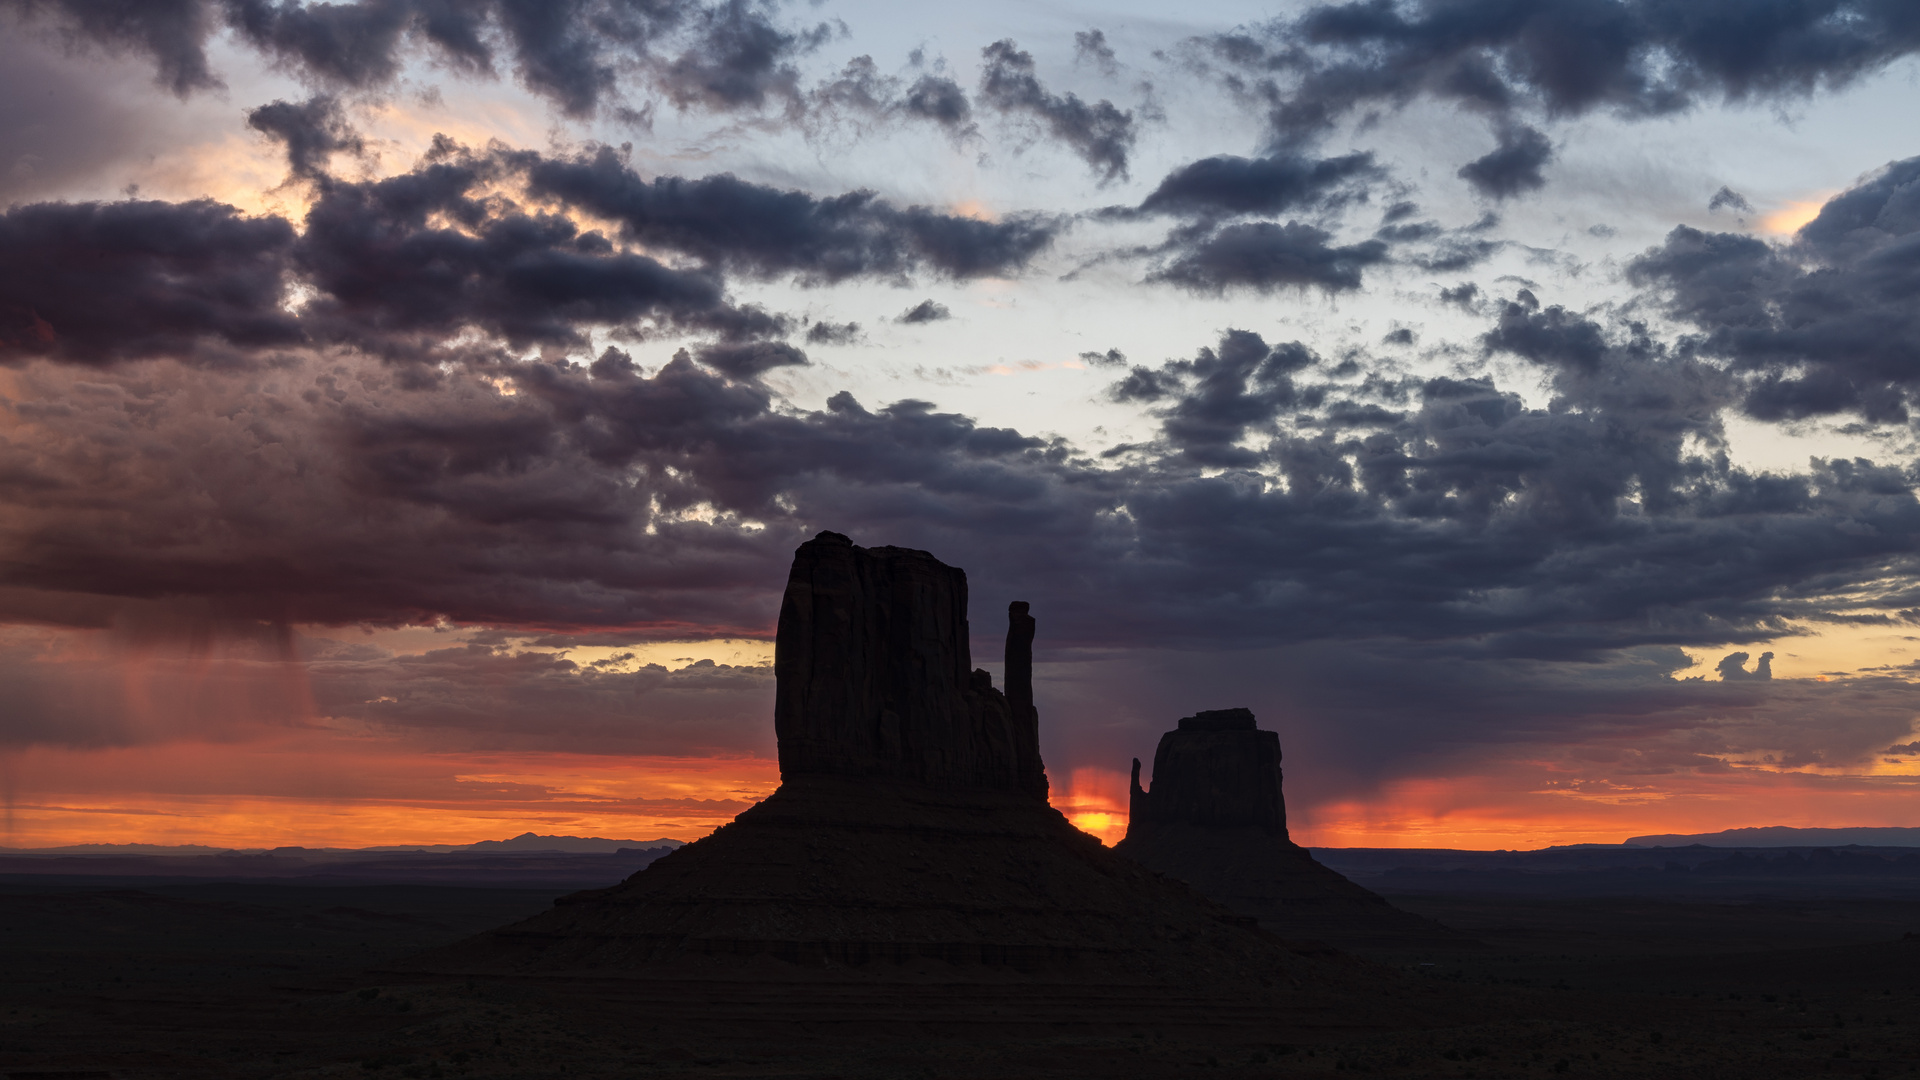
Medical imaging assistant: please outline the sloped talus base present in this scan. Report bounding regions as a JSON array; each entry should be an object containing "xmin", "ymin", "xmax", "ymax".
[
  {"xmin": 404, "ymin": 779, "xmax": 1449, "ymax": 1031},
  {"xmin": 1117, "ymin": 825, "xmax": 1472, "ymax": 951}
]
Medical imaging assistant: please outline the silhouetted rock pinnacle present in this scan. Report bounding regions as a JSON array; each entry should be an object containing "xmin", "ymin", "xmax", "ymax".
[
  {"xmin": 1118, "ymin": 708, "xmax": 1468, "ymax": 950},
  {"xmin": 774, "ymin": 531, "xmax": 1045, "ymax": 797}
]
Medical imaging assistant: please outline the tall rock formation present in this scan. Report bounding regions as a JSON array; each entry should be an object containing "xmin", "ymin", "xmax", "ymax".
[
  {"xmin": 412, "ymin": 533, "xmax": 1437, "ymax": 1033},
  {"xmin": 1117, "ymin": 709, "xmax": 1467, "ymax": 951},
  {"xmin": 774, "ymin": 532, "xmax": 1045, "ymax": 796}
]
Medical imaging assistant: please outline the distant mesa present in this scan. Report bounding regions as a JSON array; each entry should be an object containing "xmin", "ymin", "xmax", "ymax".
[
  {"xmin": 1115, "ymin": 708, "xmax": 1468, "ymax": 950},
  {"xmin": 411, "ymin": 532, "xmax": 1432, "ymax": 1029},
  {"xmin": 457, "ymin": 833, "xmax": 685, "ymax": 854},
  {"xmin": 1626, "ymin": 826, "xmax": 1920, "ymax": 848},
  {"xmin": 0, "ymin": 834, "xmax": 686, "ymax": 858}
]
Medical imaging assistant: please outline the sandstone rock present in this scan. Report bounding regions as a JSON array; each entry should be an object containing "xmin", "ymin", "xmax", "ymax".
[
  {"xmin": 774, "ymin": 531, "xmax": 1045, "ymax": 797},
  {"xmin": 1117, "ymin": 708, "xmax": 1470, "ymax": 951}
]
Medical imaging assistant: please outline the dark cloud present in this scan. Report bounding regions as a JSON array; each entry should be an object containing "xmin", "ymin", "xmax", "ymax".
[
  {"xmin": 246, "ymin": 94, "xmax": 365, "ymax": 180},
  {"xmin": 1130, "ymin": 151, "xmax": 1379, "ymax": 218},
  {"xmin": 292, "ymin": 148, "xmax": 743, "ymax": 357},
  {"xmin": 810, "ymin": 57, "xmax": 975, "ymax": 136},
  {"xmin": 802, "ymin": 320, "xmax": 860, "ymax": 346},
  {"xmin": 1456, "ymin": 124, "xmax": 1553, "ymax": 199},
  {"xmin": 1079, "ymin": 347, "xmax": 1126, "ymax": 366},
  {"xmin": 0, "ymin": 198, "xmax": 301, "ymax": 366},
  {"xmin": 809, "ymin": 55, "xmax": 892, "ymax": 115},
  {"xmin": 1482, "ymin": 289, "xmax": 1609, "ymax": 373},
  {"xmin": 0, "ymin": 350, "xmax": 1068, "ymax": 636},
  {"xmin": 2, "ymin": 0, "xmax": 829, "ymax": 119},
  {"xmin": 4, "ymin": 0, "xmax": 221, "ymax": 96},
  {"xmin": 224, "ymin": 0, "xmax": 420, "ymax": 89},
  {"xmin": 1627, "ymin": 156, "xmax": 1920, "ymax": 422},
  {"xmin": 901, "ymin": 73, "xmax": 972, "ymax": 130},
  {"xmin": 696, "ymin": 339, "xmax": 807, "ymax": 378},
  {"xmin": 978, "ymin": 39, "xmax": 1136, "ymax": 183},
  {"xmin": 1106, "ymin": 329, "xmax": 1320, "ymax": 467},
  {"xmin": 1412, "ymin": 237, "xmax": 1504, "ymax": 272},
  {"xmin": 3, "ymin": 293, "xmax": 1919, "ymax": 711},
  {"xmin": 1375, "ymin": 221, "xmax": 1441, "ymax": 243},
  {"xmin": 1147, "ymin": 221, "xmax": 1389, "ymax": 293},
  {"xmin": 1708, "ymin": 185, "xmax": 1755, "ymax": 215},
  {"xmin": 469, "ymin": 1, "xmax": 610, "ymax": 116},
  {"xmin": 897, "ymin": 299, "xmax": 950, "ymax": 324},
  {"xmin": 1382, "ymin": 327, "xmax": 1415, "ymax": 346},
  {"xmin": 1074, "ymin": 28, "xmax": 1118, "ymax": 76},
  {"xmin": 654, "ymin": 0, "xmax": 831, "ymax": 114},
  {"xmin": 1064, "ymin": 307, "xmax": 1920, "ymax": 662},
  {"xmin": 1209, "ymin": 0, "xmax": 1920, "ymax": 147},
  {"xmin": 1186, "ymin": 0, "xmax": 1920, "ymax": 205},
  {"xmin": 1798, "ymin": 155, "xmax": 1920, "ymax": 253},
  {"xmin": 1371, "ymin": 212, "xmax": 1505, "ymax": 270},
  {"xmin": 0, "ymin": 138, "xmax": 1051, "ymax": 369},
  {"xmin": 1716, "ymin": 650, "xmax": 1774, "ymax": 681},
  {"xmin": 517, "ymin": 145, "xmax": 1058, "ymax": 283},
  {"xmin": 1439, "ymin": 281, "xmax": 1483, "ymax": 309}
]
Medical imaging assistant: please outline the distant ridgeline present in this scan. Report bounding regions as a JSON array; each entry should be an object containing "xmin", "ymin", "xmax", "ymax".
[
  {"xmin": 1314, "ymin": 843, "xmax": 1920, "ymax": 900},
  {"xmin": 0, "ymin": 834, "xmax": 686, "ymax": 887},
  {"xmin": 1625, "ymin": 827, "xmax": 1920, "ymax": 848}
]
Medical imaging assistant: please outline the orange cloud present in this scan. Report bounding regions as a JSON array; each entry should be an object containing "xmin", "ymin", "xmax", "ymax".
[
  {"xmin": 1759, "ymin": 195, "xmax": 1833, "ymax": 235},
  {"xmin": 1292, "ymin": 766, "xmax": 1920, "ymax": 849},
  {"xmin": 950, "ymin": 199, "xmax": 997, "ymax": 222}
]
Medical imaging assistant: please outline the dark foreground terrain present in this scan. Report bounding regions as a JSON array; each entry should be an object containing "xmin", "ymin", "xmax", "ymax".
[{"xmin": 3, "ymin": 864, "xmax": 1920, "ymax": 1079}]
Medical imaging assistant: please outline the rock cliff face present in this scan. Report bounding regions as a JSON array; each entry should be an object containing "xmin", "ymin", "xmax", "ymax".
[
  {"xmin": 774, "ymin": 532, "xmax": 1045, "ymax": 797},
  {"xmin": 412, "ymin": 535, "xmax": 1444, "ymax": 1033},
  {"xmin": 1117, "ymin": 708, "xmax": 1468, "ymax": 950}
]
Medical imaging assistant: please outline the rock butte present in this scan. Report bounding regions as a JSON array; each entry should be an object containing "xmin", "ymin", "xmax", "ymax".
[
  {"xmin": 1117, "ymin": 708, "xmax": 1467, "ymax": 950},
  {"xmin": 411, "ymin": 532, "xmax": 1451, "ymax": 1032}
]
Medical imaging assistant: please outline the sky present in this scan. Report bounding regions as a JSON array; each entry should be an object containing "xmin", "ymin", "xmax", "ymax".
[{"xmin": 4, "ymin": 0, "xmax": 1920, "ymax": 851}]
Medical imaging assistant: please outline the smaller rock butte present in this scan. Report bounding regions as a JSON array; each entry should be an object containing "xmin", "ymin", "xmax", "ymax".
[
  {"xmin": 1117, "ymin": 707, "xmax": 1467, "ymax": 950},
  {"xmin": 411, "ymin": 532, "xmax": 1444, "ymax": 1033}
]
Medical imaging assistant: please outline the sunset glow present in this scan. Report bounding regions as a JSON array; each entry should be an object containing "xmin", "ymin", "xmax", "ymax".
[
  {"xmin": 2, "ymin": 742, "xmax": 776, "ymax": 849},
  {"xmin": 1760, "ymin": 196, "xmax": 1834, "ymax": 234}
]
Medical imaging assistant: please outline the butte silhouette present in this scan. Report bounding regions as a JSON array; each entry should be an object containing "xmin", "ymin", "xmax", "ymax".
[
  {"xmin": 417, "ymin": 532, "xmax": 1434, "ymax": 1033},
  {"xmin": 1117, "ymin": 708, "xmax": 1464, "ymax": 950}
]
